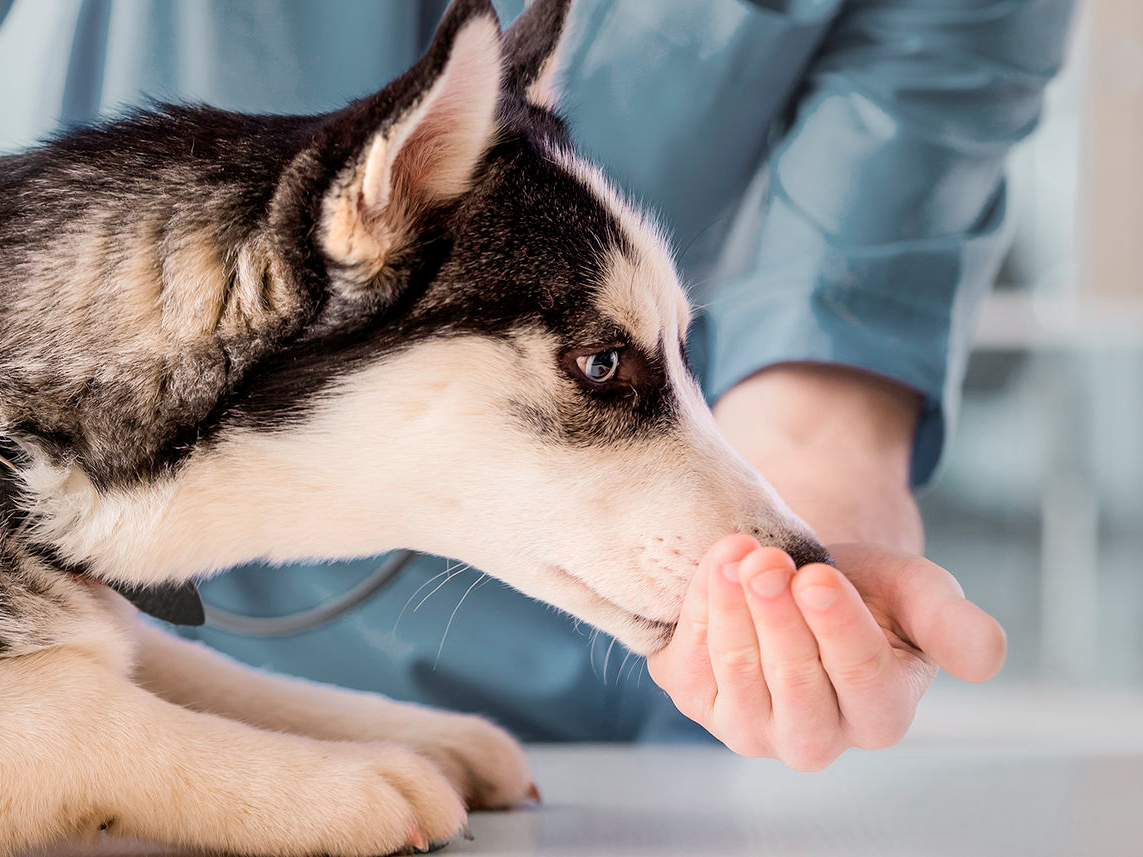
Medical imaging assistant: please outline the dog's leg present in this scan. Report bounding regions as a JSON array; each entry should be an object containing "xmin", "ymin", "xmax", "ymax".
[
  {"xmin": 0, "ymin": 589, "xmax": 467, "ymax": 856},
  {"xmin": 0, "ymin": 642, "xmax": 469, "ymax": 856},
  {"xmin": 131, "ymin": 619, "xmax": 535, "ymax": 809}
]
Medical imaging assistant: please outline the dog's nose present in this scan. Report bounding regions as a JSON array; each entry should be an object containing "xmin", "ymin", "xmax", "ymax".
[
  {"xmin": 742, "ymin": 526, "xmax": 835, "ymax": 568},
  {"xmin": 784, "ymin": 535, "xmax": 835, "ymax": 569}
]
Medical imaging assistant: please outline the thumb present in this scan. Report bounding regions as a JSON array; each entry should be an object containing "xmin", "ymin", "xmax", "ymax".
[
  {"xmin": 917, "ymin": 595, "xmax": 1008, "ymax": 683},
  {"xmin": 831, "ymin": 543, "xmax": 1008, "ymax": 683}
]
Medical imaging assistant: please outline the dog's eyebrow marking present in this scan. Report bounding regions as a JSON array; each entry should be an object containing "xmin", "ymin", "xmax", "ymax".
[{"xmin": 544, "ymin": 146, "xmax": 691, "ymax": 361}]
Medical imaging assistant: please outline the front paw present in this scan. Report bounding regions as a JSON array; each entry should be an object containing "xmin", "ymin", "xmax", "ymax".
[
  {"xmin": 411, "ymin": 714, "xmax": 535, "ymax": 811},
  {"xmin": 316, "ymin": 742, "xmax": 469, "ymax": 855}
]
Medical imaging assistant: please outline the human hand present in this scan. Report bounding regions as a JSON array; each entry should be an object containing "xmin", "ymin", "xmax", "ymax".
[
  {"xmin": 647, "ymin": 536, "xmax": 1006, "ymax": 768},
  {"xmin": 647, "ymin": 363, "xmax": 1006, "ymax": 768}
]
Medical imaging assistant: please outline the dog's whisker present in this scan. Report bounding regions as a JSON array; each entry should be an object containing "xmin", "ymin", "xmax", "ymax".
[
  {"xmin": 616, "ymin": 649, "xmax": 633, "ymax": 686},
  {"xmin": 434, "ymin": 572, "xmax": 486, "ymax": 669},
  {"xmin": 391, "ymin": 567, "xmax": 453, "ymax": 634},
  {"xmin": 625, "ymin": 654, "xmax": 645, "ymax": 686},
  {"xmin": 588, "ymin": 629, "xmax": 601, "ymax": 680},
  {"xmin": 414, "ymin": 562, "xmax": 470, "ymax": 613},
  {"xmin": 602, "ymin": 636, "xmax": 617, "ymax": 686}
]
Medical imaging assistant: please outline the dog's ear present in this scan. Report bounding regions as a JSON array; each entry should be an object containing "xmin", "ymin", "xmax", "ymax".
[
  {"xmin": 315, "ymin": 0, "xmax": 502, "ymax": 291},
  {"xmin": 504, "ymin": 0, "xmax": 574, "ymax": 109}
]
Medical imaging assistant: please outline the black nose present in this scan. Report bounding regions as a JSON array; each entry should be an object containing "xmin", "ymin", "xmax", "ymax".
[{"xmin": 784, "ymin": 536, "xmax": 835, "ymax": 569}]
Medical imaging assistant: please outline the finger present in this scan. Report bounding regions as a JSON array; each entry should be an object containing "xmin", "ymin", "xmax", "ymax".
[
  {"xmin": 926, "ymin": 598, "xmax": 1007, "ymax": 682},
  {"xmin": 707, "ymin": 556, "xmax": 773, "ymax": 751},
  {"xmin": 738, "ymin": 548, "xmax": 842, "ymax": 768},
  {"xmin": 791, "ymin": 562, "xmax": 916, "ymax": 749},
  {"xmin": 831, "ymin": 543, "xmax": 1008, "ymax": 683},
  {"xmin": 647, "ymin": 562, "xmax": 715, "ymax": 715},
  {"xmin": 703, "ymin": 534, "xmax": 766, "ymax": 577},
  {"xmin": 649, "ymin": 534, "xmax": 760, "ymax": 718},
  {"xmin": 672, "ymin": 533, "xmax": 761, "ymax": 654}
]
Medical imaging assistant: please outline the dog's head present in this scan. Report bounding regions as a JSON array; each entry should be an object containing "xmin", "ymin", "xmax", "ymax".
[
  {"xmin": 205, "ymin": 0, "xmax": 828, "ymax": 654},
  {"xmin": 7, "ymin": 0, "xmax": 828, "ymax": 655}
]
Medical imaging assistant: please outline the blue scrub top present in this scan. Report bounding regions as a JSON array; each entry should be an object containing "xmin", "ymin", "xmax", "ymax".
[{"xmin": 0, "ymin": 0, "xmax": 1073, "ymax": 741}]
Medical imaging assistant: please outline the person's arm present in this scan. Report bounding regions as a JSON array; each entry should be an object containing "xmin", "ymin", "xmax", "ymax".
[
  {"xmin": 715, "ymin": 363, "xmax": 922, "ymax": 550},
  {"xmin": 699, "ymin": 0, "xmax": 1076, "ymax": 486},
  {"xmin": 648, "ymin": 0, "xmax": 1075, "ymax": 767}
]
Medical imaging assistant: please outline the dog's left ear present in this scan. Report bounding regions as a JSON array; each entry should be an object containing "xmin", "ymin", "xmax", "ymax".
[
  {"xmin": 313, "ymin": 0, "xmax": 502, "ymax": 292},
  {"xmin": 504, "ymin": 0, "xmax": 574, "ymax": 109}
]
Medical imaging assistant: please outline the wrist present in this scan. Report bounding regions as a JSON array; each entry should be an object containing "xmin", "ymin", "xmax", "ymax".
[
  {"xmin": 713, "ymin": 363, "xmax": 925, "ymax": 551},
  {"xmin": 713, "ymin": 363, "xmax": 921, "ymax": 487}
]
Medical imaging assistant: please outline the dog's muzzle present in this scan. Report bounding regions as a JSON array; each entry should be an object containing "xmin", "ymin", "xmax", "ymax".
[
  {"xmin": 741, "ymin": 526, "xmax": 835, "ymax": 569},
  {"xmin": 784, "ymin": 536, "xmax": 835, "ymax": 569}
]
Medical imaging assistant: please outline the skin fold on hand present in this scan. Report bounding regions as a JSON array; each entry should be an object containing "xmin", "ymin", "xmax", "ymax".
[{"xmin": 648, "ymin": 364, "xmax": 1007, "ymax": 769}]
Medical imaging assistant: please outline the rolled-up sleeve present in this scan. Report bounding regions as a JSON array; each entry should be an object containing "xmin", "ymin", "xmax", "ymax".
[{"xmin": 700, "ymin": 0, "xmax": 1075, "ymax": 485}]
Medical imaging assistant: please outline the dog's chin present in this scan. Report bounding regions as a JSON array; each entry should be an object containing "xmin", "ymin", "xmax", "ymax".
[
  {"xmin": 542, "ymin": 565, "xmax": 677, "ymax": 656},
  {"xmin": 616, "ymin": 616, "xmax": 677, "ymax": 656}
]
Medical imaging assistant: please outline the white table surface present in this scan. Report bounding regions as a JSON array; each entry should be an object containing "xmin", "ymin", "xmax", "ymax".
[
  {"xmin": 457, "ymin": 740, "xmax": 1140, "ymax": 857},
  {"xmin": 30, "ymin": 685, "xmax": 1143, "ymax": 857}
]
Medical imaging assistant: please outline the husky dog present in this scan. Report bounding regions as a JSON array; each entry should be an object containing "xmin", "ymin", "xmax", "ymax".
[{"xmin": 0, "ymin": 0, "xmax": 828, "ymax": 853}]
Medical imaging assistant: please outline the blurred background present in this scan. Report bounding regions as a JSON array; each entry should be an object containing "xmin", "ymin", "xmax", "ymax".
[{"xmin": 915, "ymin": 0, "xmax": 1143, "ymax": 720}]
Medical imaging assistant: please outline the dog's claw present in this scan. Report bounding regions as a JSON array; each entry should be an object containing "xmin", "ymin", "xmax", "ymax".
[
  {"xmin": 408, "ymin": 826, "xmax": 429, "ymax": 853},
  {"xmin": 461, "ymin": 823, "xmax": 475, "ymax": 841},
  {"xmin": 525, "ymin": 783, "xmax": 542, "ymax": 805}
]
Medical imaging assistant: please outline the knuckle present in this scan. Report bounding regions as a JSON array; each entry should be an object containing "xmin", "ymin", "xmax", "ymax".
[
  {"xmin": 714, "ymin": 643, "xmax": 761, "ymax": 676},
  {"xmin": 830, "ymin": 649, "xmax": 889, "ymax": 688},
  {"xmin": 716, "ymin": 719, "xmax": 771, "ymax": 758},
  {"xmin": 781, "ymin": 742, "xmax": 843, "ymax": 773},
  {"xmin": 767, "ymin": 659, "xmax": 826, "ymax": 693},
  {"xmin": 687, "ymin": 619, "xmax": 709, "ymax": 649},
  {"xmin": 673, "ymin": 684, "xmax": 715, "ymax": 721},
  {"xmin": 853, "ymin": 716, "xmax": 913, "ymax": 751},
  {"xmin": 723, "ymin": 735, "xmax": 770, "ymax": 758},
  {"xmin": 762, "ymin": 610, "xmax": 808, "ymax": 635}
]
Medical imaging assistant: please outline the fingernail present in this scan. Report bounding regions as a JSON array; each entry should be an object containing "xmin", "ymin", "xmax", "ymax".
[
  {"xmin": 749, "ymin": 568, "xmax": 790, "ymax": 599},
  {"xmin": 720, "ymin": 562, "xmax": 741, "ymax": 583},
  {"xmin": 799, "ymin": 585, "xmax": 839, "ymax": 610}
]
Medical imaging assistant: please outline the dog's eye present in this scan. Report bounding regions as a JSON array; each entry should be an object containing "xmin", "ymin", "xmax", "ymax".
[{"xmin": 576, "ymin": 349, "xmax": 620, "ymax": 384}]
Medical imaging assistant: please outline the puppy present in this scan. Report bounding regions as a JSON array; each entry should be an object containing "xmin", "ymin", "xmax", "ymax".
[{"xmin": 0, "ymin": 0, "xmax": 828, "ymax": 853}]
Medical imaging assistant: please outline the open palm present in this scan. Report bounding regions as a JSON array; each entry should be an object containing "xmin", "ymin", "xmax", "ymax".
[{"xmin": 648, "ymin": 536, "xmax": 1007, "ymax": 769}]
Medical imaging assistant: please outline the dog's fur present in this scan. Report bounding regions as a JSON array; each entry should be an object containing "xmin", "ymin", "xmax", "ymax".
[{"xmin": 0, "ymin": 1, "xmax": 828, "ymax": 853}]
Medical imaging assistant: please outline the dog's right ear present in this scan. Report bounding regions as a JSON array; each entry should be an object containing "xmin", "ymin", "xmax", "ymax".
[{"xmin": 312, "ymin": 0, "xmax": 502, "ymax": 295}]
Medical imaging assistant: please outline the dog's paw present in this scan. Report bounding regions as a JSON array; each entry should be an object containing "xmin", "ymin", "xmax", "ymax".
[
  {"xmin": 313, "ymin": 742, "xmax": 468, "ymax": 856},
  {"xmin": 409, "ymin": 714, "xmax": 535, "ymax": 811}
]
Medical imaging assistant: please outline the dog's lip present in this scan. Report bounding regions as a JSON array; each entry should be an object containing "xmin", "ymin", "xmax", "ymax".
[{"xmin": 547, "ymin": 564, "xmax": 678, "ymax": 644}]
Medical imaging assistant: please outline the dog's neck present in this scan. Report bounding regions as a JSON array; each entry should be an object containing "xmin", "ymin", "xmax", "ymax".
[
  {"xmin": 15, "ymin": 457, "xmax": 402, "ymax": 592},
  {"xmin": 6, "ymin": 375, "xmax": 442, "ymax": 592}
]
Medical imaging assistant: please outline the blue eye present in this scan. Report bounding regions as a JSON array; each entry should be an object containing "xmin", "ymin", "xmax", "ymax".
[{"xmin": 576, "ymin": 349, "xmax": 620, "ymax": 383}]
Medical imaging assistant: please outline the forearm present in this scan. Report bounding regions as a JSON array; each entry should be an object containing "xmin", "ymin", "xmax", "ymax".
[{"xmin": 713, "ymin": 363, "xmax": 924, "ymax": 551}]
